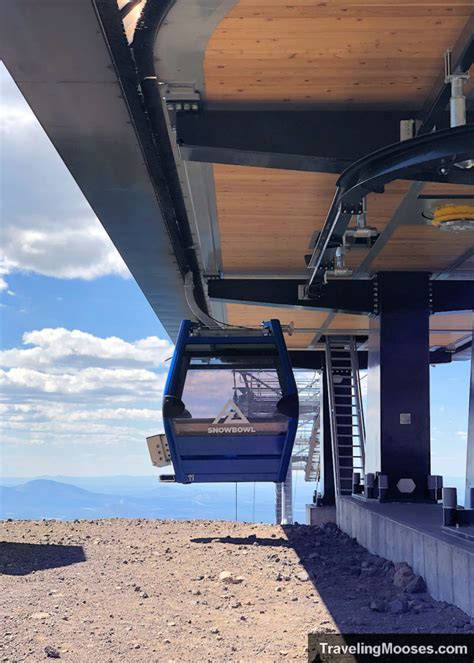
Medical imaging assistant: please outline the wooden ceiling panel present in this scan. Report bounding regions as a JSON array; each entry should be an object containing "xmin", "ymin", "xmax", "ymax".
[
  {"xmin": 226, "ymin": 304, "xmax": 330, "ymax": 348},
  {"xmin": 205, "ymin": 1, "xmax": 470, "ymax": 106},
  {"xmin": 421, "ymin": 182, "xmax": 474, "ymax": 197},
  {"xmin": 429, "ymin": 332, "xmax": 472, "ymax": 348},
  {"xmin": 214, "ymin": 165, "xmax": 337, "ymax": 272},
  {"xmin": 371, "ymin": 226, "xmax": 474, "ymax": 271},
  {"xmin": 430, "ymin": 312, "xmax": 473, "ymax": 331},
  {"xmin": 227, "ymin": 1, "xmax": 471, "ymax": 20},
  {"xmin": 328, "ymin": 314, "xmax": 370, "ymax": 331},
  {"xmin": 226, "ymin": 304, "xmax": 329, "ymax": 327}
]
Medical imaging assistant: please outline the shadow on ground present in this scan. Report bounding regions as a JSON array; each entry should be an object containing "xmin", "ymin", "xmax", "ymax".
[
  {"xmin": 192, "ymin": 525, "xmax": 472, "ymax": 634},
  {"xmin": 0, "ymin": 542, "xmax": 86, "ymax": 576},
  {"xmin": 192, "ymin": 535, "xmax": 291, "ymax": 547}
]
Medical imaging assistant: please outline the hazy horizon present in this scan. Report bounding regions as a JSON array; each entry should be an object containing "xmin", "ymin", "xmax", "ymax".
[{"xmin": 0, "ymin": 473, "xmax": 468, "ymax": 523}]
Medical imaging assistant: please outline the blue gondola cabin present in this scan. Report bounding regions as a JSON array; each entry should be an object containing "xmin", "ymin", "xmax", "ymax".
[{"xmin": 163, "ymin": 320, "xmax": 299, "ymax": 483}]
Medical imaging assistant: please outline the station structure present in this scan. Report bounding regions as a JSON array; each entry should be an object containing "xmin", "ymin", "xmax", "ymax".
[{"xmin": 2, "ymin": 0, "xmax": 473, "ymax": 616}]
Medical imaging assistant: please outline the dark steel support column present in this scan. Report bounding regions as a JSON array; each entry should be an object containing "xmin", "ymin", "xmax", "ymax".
[
  {"xmin": 369, "ymin": 272, "xmax": 432, "ymax": 501},
  {"xmin": 321, "ymin": 368, "xmax": 336, "ymax": 506}
]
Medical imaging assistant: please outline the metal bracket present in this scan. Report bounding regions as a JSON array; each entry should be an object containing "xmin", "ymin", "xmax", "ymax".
[
  {"xmin": 373, "ymin": 275, "xmax": 379, "ymax": 316},
  {"xmin": 400, "ymin": 119, "xmax": 416, "ymax": 141},
  {"xmin": 298, "ymin": 284, "xmax": 310, "ymax": 300},
  {"xmin": 340, "ymin": 201, "xmax": 364, "ymax": 216},
  {"xmin": 444, "ymin": 49, "xmax": 470, "ymax": 128},
  {"xmin": 159, "ymin": 82, "xmax": 201, "ymax": 128},
  {"xmin": 344, "ymin": 227, "xmax": 380, "ymax": 250}
]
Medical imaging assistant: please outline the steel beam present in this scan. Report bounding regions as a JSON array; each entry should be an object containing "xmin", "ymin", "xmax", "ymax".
[
  {"xmin": 208, "ymin": 278, "xmax": 473, "ymax": 313},
  {"xmin": 289, "ymin": 351, "xmax": 368, "ymax": 371},
  {"xmin": 289, "ymin": 347, "xmax": 453, "ymax": 370},
  {"xmin": 208, "ymin": 278, "xmax": 374, "ymax": 314},
  {"xmin": 431, "ymin": 280, "xmax": 474, "ymax": 313},
  {"xmin": 176, "ymin": 110, "xmax": 418, "ymax": 174}
]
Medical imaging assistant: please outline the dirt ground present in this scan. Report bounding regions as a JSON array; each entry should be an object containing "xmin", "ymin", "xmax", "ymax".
[{"xmin": 1, "ymin": 519, "xmax": 472, "ymax": 662}]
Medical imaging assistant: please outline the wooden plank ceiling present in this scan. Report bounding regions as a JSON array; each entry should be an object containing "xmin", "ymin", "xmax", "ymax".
[{"xmin": 204, "ymin": 0, "xmax": 473, "ymax": 350}]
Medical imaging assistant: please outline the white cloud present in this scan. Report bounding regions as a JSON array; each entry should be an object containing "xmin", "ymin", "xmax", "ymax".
[
  {"xmin": 0, "ymin": 99, "xmax": 36, "ymax": 132},
  {"xmin": 0, "ymin": 63, "xmax": 129, "ymax": 290},
  {"xmin": 0, "ymin": 328, "xmax": 173, "ymax": 369},
  {"xmin": 0, "ymin": 366, "xmax": 164, "ymax": 396},
  {"xmin": 0, "ymin": 328, "xmax": 171, "ymax": 455},
  {"xmin": 1, "ymin": 219, "xmax": 129, "ymax": 282}
]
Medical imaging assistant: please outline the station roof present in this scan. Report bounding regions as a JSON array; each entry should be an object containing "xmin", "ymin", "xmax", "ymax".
[{"xmin": 1, "ymin": 0, "xmax": 473, "ymax": 355}]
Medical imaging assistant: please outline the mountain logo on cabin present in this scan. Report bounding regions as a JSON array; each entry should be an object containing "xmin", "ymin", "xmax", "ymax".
[{"xmin": 213, "ymin": 399, "xmax": 250, "ymax": 425}]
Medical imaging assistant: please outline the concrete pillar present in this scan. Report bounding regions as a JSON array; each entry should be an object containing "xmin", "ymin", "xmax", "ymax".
[
  {"xmin": 366, "ymin": 272, "xmax": 431, "ymax": 501},
  {"xmin": 465, "ymin": 320, "xmax": 474, "ymax": 508},
  {"xmin": 321, "ymin": 369, "xmax": 336, "ymax": 505},
  {"xmin": 281, "ymin": 468, "xmax": 293, "ymax": 524},
  {"xmin": 275, "ymin": 482, "xmax": 282, "ymax": 524}
]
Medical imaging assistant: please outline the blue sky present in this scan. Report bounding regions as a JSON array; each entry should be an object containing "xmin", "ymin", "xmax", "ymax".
[{"xmin": 0, "ymin": 62, "xmax": 470, "ymax": 487}]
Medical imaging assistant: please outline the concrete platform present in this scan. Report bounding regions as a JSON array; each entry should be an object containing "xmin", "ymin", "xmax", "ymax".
[
  {"xmin": 337, "ymin": 496, "xmax": 474, "ymax": 617},
  {"xmin": 305, "ymin": 504, "xmax": 337, "ymax": 526}
]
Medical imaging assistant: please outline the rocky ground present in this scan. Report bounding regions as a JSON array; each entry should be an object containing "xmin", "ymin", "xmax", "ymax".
[{"xmin": 1, "ymin": 519, "xmax": 472, "ymax": 662}]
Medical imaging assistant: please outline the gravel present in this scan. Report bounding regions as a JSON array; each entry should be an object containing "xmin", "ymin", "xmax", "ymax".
[{"xmin": 1, "ymin": 518, "xmax": 472, "ymax": 661}]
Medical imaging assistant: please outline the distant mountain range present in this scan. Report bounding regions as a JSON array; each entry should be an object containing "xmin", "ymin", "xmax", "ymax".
[
  {"xmin": 0, "ymin": 475, "xmax": 465, "ymax": 521},
  {"xmin": 0, "ymin": 477, "xmax": 292, "ymax": 522}
]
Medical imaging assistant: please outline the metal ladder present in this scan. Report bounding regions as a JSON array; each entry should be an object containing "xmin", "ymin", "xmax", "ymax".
[{"xmin": 325, "ymin": 336, "xmax": 366, "ymax": 496}]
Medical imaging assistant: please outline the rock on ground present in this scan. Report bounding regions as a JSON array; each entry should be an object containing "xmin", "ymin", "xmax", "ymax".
[{"xmin": 0, "ymin": 519, "xmax": 471, "ymax": 662}]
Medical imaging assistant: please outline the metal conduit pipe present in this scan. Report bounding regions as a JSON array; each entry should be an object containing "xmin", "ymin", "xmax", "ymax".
[{"xmin": 184, "ymin": 272, "xmax": 223, "ymax": 329}]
